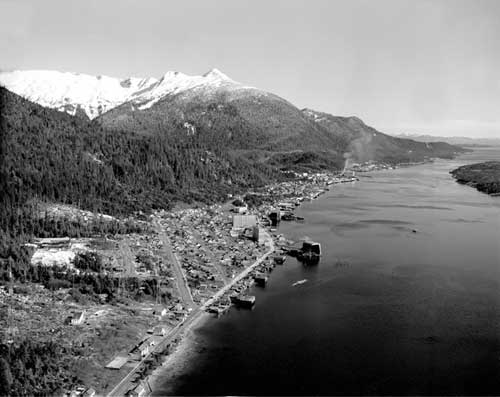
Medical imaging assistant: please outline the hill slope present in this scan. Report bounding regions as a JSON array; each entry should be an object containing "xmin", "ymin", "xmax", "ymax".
[
  {"xmin": 0, "ymin": 68, "xmax": 253, "ymax": 120},
  {"xmin": 1, "ymin": 68, "xmax": 467, "ymax": 170},
  {"xmin": 396, "ymin": 133, "xmax": 500, "ymax": 147},
  {"xmin": 302, "ymin": 109, "xmax": 468, "ymax": 164},
  {"xmin": 98, "ymin": 86, "xmax": 466, "ymax": 168},
  {"xmin": 0, "ymin": 87, "xmax": 277, "ymax": 216}
]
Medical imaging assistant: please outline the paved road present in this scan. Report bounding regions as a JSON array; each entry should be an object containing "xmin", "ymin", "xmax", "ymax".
[
  {"xmin": 154, "ymin": 220, "xmax": 195, "ymax": 309},
  {"xmin": 106, "ymin": 229, "xmax": 275, "ymax": 397}
]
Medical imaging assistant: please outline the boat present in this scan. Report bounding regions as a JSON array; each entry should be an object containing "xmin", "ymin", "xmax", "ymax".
[
  {"xmin": 292, "ymin": 279, "xmax": 308, "ymax": 286},
  {"xmin": 281, "ymin": 213, "xmax": 295, "ymax": 221}
]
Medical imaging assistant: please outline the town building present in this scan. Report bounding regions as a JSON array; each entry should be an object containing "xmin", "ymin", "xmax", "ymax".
[
  {"xmin": 128, "ymin": 384, "xmax": 146, "ymax": 397},
  {"xmin": 153, "ymin": 306, "xmax": 167, "ymax": 317},
  {"xmin": 83, "ymin": 387, "xmax": 96, "ymax": 397},
  {"xmin": 154, "ymin": 326, "xmax": 168, "ymax": 336},
  {"xmin": 137, "ymin": 341, "xmax": 150, "ymax": 357},
  {"xmin": 70, "ymin": 310, "xmax": 86, "ymax": 325},
  {"xmin": 232, "ymin": 214, "xmax": 257, "ymax": 229}
]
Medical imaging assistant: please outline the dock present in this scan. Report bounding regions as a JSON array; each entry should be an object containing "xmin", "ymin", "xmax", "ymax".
[
  {"xmin": 230, "ymin": 294, "xmax": 256, "ymax": 308},
  {"xmin": 253, "ymin": 273, "xmax": 268, "ymax": 287}
]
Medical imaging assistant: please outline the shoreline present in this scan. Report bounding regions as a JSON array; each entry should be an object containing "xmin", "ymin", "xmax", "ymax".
[
  {"xmin": 141, "ymin": 173, "xmax": 348, "ymax": 396},
  {"xmin": 106, "ymin": 157, "xmax": 470, "ymax": 396},
  {"xmin": 147, "ymin": 311, "xmax": 212, "ymax": 396},
  {"xmin": 144, "ymin": 205, "xmax": 318, "ymax": 395},
  {"xmin": 144, "ymin": 147, "xmax": 500, "ymax": 394},
  {"xmin": 146, "ymin": 230, "xmax": 277, "ymax": 395},
  {"xmin": 118, "ymin": 159, "xmax": 454, "ymax": 396}
]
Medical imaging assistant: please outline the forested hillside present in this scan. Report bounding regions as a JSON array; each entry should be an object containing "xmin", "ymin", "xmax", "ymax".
[
  {"xmin": 0, "ymin": 87, "xmax": 277, "ymax": 214},
  {"xmin": 0, "ymin": 82, "xmax": 470, "ymax": 396},
  {"xmin": 451, "ymin": 161, "xmax": 500, "ymax": 195},
  {"xmin": 301, "ymin": 109, "xmax": 468, "ymax": 163},
  {"xmin": 98, "ymin": 85, "xmax": 467, "ymax": 169},
  {"xmin": 0, "ymin": 87, "xmax": 279, "ymax": 283}
]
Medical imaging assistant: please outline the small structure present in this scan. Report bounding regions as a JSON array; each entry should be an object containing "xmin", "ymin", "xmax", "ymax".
[
  {"xmin": 231, "ymin": 199, "xmax": 248, "ymax": 214},
  {"xmin": 154, "ymin": 326, "xmax": 168, "ymax": 337},
  {"xmin": 137, "ymin": 341, "xmax": 150, "ymax": 357},
  {"xmin": 273, "ymin": 256, "xmax": 286, "ymax": 265},
  {"xmin": 153, "ymin": 306, "xmax": 167, "ymax": 317},
  {"xmin": 70, "ymin": 310, "xmax": 86, "ymax": 325},
  {"xmin": 83, "ymin": 387, "xmax": 96, "ymax": 397},
  {"xmin": 278, "ymin": 202, "xmax": 294, "ymax": 211},
  {"xmin": 128, "ymin": 383, "xmax": 146, "ymax": 397},
  {"xmin": 105, "ymin": 356, "xmax": 128, "ymax": 370}
]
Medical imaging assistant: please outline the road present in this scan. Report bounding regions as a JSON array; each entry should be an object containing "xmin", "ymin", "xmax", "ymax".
[
  {"xmin": 200, "ymin": 228, "xmax": 274, "ymax": 311},
  {"xmin": 154, "ymin": 220, "xmax": 195, "ymax": 309},
  {"xmin": 106, "ymin": 228, "xmax": 275, "ymax": 397}
]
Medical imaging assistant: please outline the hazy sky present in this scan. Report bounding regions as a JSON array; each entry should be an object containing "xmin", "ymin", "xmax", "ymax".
[{"xmin": 1, "ymin": 0, "xmax": 499, "ymax": 138}]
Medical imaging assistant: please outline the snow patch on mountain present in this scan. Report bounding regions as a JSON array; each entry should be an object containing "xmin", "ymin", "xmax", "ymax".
[{"xmin": 0, "ymin": 68, "xmax": 244, "ymax": 119}]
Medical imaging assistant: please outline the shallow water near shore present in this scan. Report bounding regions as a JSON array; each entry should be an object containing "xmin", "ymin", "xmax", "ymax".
[{"xmin": 153, "ymin": 147, "xmax": 500, "ymax": 396}]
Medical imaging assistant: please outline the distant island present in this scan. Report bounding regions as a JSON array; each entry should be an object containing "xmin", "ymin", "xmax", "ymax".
[
  {"xmin": 450, "ymin": 161, "xmax": 500, "ymax": 195},
  {"xmin": 396, "ymin": 134, "xmax": 500, "ymax": 148}
]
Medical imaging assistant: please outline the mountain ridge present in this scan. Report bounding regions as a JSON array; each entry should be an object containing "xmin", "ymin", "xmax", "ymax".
[
  {"xmin": 0, "ymin": 68, "xmax": 468, "ymax": 169},
  {"xmin": 0, "ymin": 68, "xmax": 252, "ymax": 119},
  {"xmin": 395, "ymin": 133, "xmax": 500, "ymax": 147}
]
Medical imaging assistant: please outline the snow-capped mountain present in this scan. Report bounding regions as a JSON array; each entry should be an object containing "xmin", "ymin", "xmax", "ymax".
[{"xmin": 0, "ymin": 68, "xmax": 243, "ymax": 119}]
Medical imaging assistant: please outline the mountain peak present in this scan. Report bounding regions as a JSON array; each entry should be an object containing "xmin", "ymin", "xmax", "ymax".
[
  {"xmin": 203, "ymin": 68, "xmax": 231, "ymax": 81},
  {"xmin": 161, "ymin": 70, "xmax": 182, "ymax": 79},
  {"xmin": 0, "ymin": 68, "xmax": 241, "ymax": 119}
]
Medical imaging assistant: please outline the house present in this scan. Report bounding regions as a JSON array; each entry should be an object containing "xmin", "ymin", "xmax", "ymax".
[
  {"xmin": 69, "ymin": 386, "xmax": 86, "ymax": 397},
  {"xmin": 153, "ymin": 306, "xmax": 167, "ymax": 317},
  {"xmin": 278, "ymin": 202, "xmax": 294, "ymax": 211},
  {"xmin": 83, "ymin": 387, "xmax": 96, "ymax": 397},
  {"xmin": 71, "ymin": 310, "xmax": 86, "ymax": 325},
  {"xmin": 235, "ymin": 206, "xmax": 247, "ymax": 214},
  {"xmin": 128, "ymin": 384, "xmax": 146, "ymax": 397},
  {"xmin": 137, "ymin": 341, "xmax": 149, "ymax": 357},
  {"xmin": 154, "ymin": 326, "xmax": 168, "ymax": 337},
  {"xmin": 231, "ymin": 200, "xmax": 248, "ymax": 214}
]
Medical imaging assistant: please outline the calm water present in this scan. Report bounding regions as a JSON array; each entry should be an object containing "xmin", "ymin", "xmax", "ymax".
[{"xmin": 156, "ymin": 147, "xmax": 500, "ymax": 396}]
